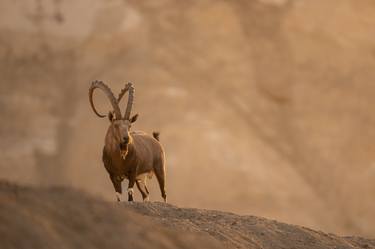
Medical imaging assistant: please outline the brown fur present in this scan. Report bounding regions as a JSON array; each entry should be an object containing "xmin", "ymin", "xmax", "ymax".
[
  {"xmin": 89, "ymin": 81, "xmax": 166, "ymax": 202},
  {"xmin": 102, "ymin": 123, "xmax": 167, "ymax": 202}
]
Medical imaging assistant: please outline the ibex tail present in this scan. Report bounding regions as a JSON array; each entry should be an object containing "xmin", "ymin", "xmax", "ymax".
[{"xmin": 152, "ymin": 132, "xmax": 160, "ymax": 141}]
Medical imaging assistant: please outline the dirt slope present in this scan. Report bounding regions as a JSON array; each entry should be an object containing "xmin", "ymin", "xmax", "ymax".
[
  {"xmin": 126, "ymin": 202, "xmax": 375, "ymax": 249},
  {"xmin": 1, "ymin": 182, "xmax": 374, "ymax": 249},
  {"xmin": 0, "ymin": 181, "xmax": 222, "ymax": 249}
]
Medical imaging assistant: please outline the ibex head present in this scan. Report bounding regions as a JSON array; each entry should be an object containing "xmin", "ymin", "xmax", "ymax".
[{"xmin": 89, "ymin": 81, "xmax": 138, "ymax": 159}]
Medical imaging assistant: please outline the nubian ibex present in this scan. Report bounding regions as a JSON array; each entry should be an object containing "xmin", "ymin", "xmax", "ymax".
[{"xmin": 89, "ymin": 81, "xmax": 166, "ymax": 202}]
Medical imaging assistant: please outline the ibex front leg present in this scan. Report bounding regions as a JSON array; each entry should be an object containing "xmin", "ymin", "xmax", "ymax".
[
  {"xmin": 127, "ymin": 170, "xmax": 136, "ymax": 202},
  {"xmin": 110, "ymin": 174, "xmax": 123, "ymax": 202}
]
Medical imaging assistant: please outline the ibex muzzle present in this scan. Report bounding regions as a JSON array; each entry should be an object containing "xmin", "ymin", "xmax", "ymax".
[
  {"xmin": 110, "ymin": 118, "xmax": 135, "ymax": 159},
  {"xmin": 89, "ymin": 81, "xmax": 167, "ymax": 202}
]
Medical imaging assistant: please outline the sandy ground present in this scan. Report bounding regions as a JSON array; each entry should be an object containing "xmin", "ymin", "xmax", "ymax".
[{"xmin": 1, "ymin": 181, "xmax": 374, "ymax": 249}]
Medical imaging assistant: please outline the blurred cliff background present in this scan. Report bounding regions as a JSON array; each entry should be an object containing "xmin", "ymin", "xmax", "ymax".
[{"xmin": 0, "ymin": 0, "xmax": 374, "ymax": 237}]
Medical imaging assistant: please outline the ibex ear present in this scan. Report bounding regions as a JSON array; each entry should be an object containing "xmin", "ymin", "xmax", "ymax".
[
  {"xmin": 108, "ymin": 111, "xmax": 115, "ymax": 122},
  {"xmin": 130, "ymin": 113, "xmax": 139, "ymax": 123}
]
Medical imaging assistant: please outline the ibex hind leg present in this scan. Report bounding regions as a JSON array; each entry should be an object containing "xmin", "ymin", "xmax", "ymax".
[
  {"xmin": 136, "ymin": 180, "xmax": 149, "ymax": 202},
  {"xmin": 154, "ymin": 162, "xmax": 167, "ymax": 203}
]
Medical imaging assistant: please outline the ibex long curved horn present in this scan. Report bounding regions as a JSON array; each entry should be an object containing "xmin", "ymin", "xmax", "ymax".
[
  {"xmin": 89, "ymin": 80, "xmax": 122, "ymax": 120},
  {"xmin": 117, "ymin": 82, "xmax": 134, "ymax": 120}
]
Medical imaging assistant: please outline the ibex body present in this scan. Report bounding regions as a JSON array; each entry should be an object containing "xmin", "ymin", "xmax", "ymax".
[{"xmin": 89, "ymin": 81, "xmax": 166, "ymax": 202}]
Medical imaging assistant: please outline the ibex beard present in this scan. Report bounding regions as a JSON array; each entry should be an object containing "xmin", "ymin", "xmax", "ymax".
[{"xmin": 89, "ymin": 81, "xmax": 167, "ymax": 203}]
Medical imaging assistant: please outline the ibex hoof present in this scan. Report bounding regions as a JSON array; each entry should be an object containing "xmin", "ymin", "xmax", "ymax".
[
  {"xmin": 128, "ymin": 188, "xmax": 134, "ymax": 202},
  {"xmin": 143, "ymin": 196, "xmax": 150, "ymax": 202},
  {"xmin": 116, "ymin": 192, "xmax": 122, "ymax": 202}
]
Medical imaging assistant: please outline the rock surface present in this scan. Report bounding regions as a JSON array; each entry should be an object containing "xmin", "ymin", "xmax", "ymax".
[
  {"xmin": 0, "ymin": 181, "xmax": 222, "ymax": 249},
  {"xmin": 0, "ymin": 182, "xmax": 374, "ymax": 249}
]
